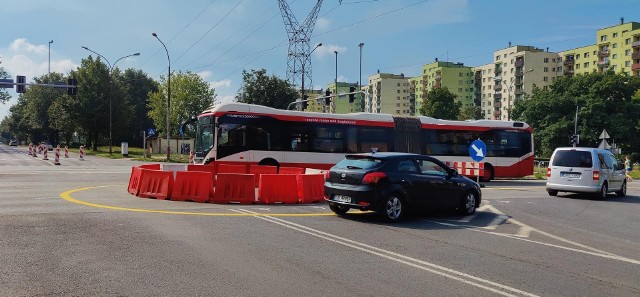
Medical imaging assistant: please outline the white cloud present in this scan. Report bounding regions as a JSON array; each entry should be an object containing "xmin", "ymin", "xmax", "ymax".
[
  {"xmin": 217, "ymin": 95, "xmax": 235, "ymax": 103},
  {"xmin": 337, "ymin": 75, "xmax": 348, "ymax": 83},
  {"xmin": 197, "ymin": 70, "xmax": 213, "ymax": 80},
  {"xmin": 315, "ymin": 44, "xmax": 347, "ymax": 59},
  {"xmin": 210, "ymin": 79, "xmax": 231, "ymax": 89},
  {"xmin": 316, "ymin": 17, "xmax": 331, "ymax": 31},
  {"xmin": 9, "ymin": 38, "xmax": 48, "ymax": 55}
]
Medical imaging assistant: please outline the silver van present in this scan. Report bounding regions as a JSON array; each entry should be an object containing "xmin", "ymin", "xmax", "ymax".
[{"xmin": 546, "ymin": 147, "xmax": 626, "ymax": 199}]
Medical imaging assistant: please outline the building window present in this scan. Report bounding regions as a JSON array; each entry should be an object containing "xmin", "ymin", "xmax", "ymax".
[
  {"xmin": 613, "ymin": 32, "xmax": 618, "ymax": 38},
  {"xmin": 576, "ymin": 54, "xmax": 581, "ymax": 59},
  {"xmin": 458, "ymin": 88, "xmax": 462, "ymax": 92},
  {"xmin": 613, "ymin": 54, "xmax": 618, "ymax": 59},
  {"xmin": 600, "ymin": 35, "xmax": 607, "ymax": 42},
  {"xmin": 584, "ymin": 52, "xmax": 589, "ymax": 58},
  {"xmin": 613, "ymin": 65, "xmax": 618, "ymax": 71},
  {"xmin": 626, "ymin": 38, "xmax": 631, "ymax": 45},
  {"xmin": 544, "ymin": 67, "xmax": 549, "ymax": 72},
  {"xmin": 613, "ymin": 43, "xmax": 618, "ymax": 49},
  {"xmin": 584, "ymin": 62, "xmax": 589, "ymax": 68},
  {"xmin": 625, "ymin": 49, "xmax": 631, "ymax": 56},
  {"xmin": 496, "ymin": 55, "xmax": 500, "ymax": 60},
  {"xmin": 626, "ymin": 61, "xmax": 631, "ymax": 67},
  {"xmin": 397, "ymin": 90, "xmax": 400, "ymax": 93},
  {"xmin": 576, "ymin": 64, "xmax": 581, "ymax": 69},
  {"xmin": 544, "ymin": 58, "xmax": 549, "ymax": 63}
]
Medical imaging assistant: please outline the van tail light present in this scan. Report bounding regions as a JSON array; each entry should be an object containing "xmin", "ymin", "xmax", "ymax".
[
  {"xmin": 547, "ymin": 167, "xmax": 551, "ymax": 177},
  {"xmin": 324, "ymin": 170, "xmax": 331, "ymax": 181},
  {"xmin": 362, "ymin": 172, "xmax": 386, "ymax": 184},
  {"xmin": 593, "ymin": 170, "xmax": 600, "ymax": 181}
]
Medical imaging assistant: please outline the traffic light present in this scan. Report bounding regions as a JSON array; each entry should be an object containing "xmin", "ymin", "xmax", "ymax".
[
  {"xmin": 325, "ymin": 89, "xmax": 332, "ymax": 105},
  {"xmin": 16, "ymin": 76, "xmax": 26, "ymax": 93},
  {"xmin": 570, "ymin": 134, "xmax": 579, "ymax": 146},
  {"xmin": 348, "ymin": 86, "xmax": 356, "ymax": 103},
  {"xmin": 67, "ymin": 78, "xmax": 77, "ymax": 96}
]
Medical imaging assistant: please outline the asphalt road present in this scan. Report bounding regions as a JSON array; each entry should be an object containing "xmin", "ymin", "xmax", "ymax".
[{"xmin": 1, "ymin": 145, "xmax": 639, "ymax": 297}]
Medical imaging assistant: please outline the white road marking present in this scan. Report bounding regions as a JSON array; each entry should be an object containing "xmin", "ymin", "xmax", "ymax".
[
  {"xmin": 232, "ymin": 208, "xmax": 540, "ymax": 297},
  {"xmin": 483, "ymin": 214, "xmax": 509, "ymax": 230}
]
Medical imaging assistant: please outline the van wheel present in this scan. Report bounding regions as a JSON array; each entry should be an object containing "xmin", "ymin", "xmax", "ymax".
[
  {"xmin": 547, "ymin": 190, "xmax": 558, "ymax": 196},
  {"xmin": 615, "ymin": 180, "xmax": 627, "ymax": 197},
  {"xmin": 480, "ymin": 164, "xmax": 494, "ymax": 182},
  {"xmin": 595, "ymin": 183, "xmax": 608, "ymax": 200},
  {"xmin": 258, "ymin": 158, "xmax": 279, "ymax": 168}
]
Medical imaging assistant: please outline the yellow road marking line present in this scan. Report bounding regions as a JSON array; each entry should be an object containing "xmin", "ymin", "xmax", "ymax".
[{"xmin": 59, "ymin": 185, "xmax": 335, "ymax": 217}]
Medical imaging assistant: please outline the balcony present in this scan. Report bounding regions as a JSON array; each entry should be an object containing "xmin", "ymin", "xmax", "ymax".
[
  {"xmin": 515, "ymin": 60, "xmax": 524, "ymax": 67},
  {"xmin": 632, "ymin": 52, "xmax": 640, "ymax": 60},
  {"xmin": 494, "ymin": 67, "xmax": 502, "ymax": 73},
  {"xmin": 494, "ymin": 84, "xmax": 502, "ymax": 91},
  {"xmin": 563, "ymin": 68, "xmax": 574, "ymax": 75},
  {"xmin": 598, "ymin": 50, "xmax": 610, "ymax": 57},
  {"xmin": 493, "ymin": 110, "xmax": 501, "ymax": 117},
  {"xmin": 494, "ymin": 93, "xmax": 502, "ymax": 99},
  {"xmin": 434, "ymin": 74, "xmax": 441, "ymax": 80},
  {"xmin": 494, "ymin": 75, "xmax": 502, "ymax": 81},
  {"xmin": 515, "ymin": 78, "xmax": 523, "ymax": 85},
  {"xmin": 564, "ymin": 59, "xmax": 575, "ymax": 66},
  {"xmin": 632, "ymin": 63, "xmax": 640, "ymax": 71},
  {"xmin": 633, "ymin": 40, "xmax": 640, "ymax": 48},
  {"xmin": 515, "ymin": 89, "xmax": 524, "ymax": 95},
  {"xmin": 598, "ymin": 60, "xmax": 610, "ymax": 67},
  {"xmin": 494, "ymin": 101, "xmax": 502, "ymax": 108}
]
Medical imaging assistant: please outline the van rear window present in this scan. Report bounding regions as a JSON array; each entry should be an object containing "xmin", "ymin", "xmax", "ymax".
[{"xmin": 552, "ymin": 151, "xmax": 593, "ymax": 168}]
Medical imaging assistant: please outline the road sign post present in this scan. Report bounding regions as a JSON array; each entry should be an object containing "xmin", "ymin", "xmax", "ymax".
[{"xmin": 469, "ymin": 139, "xmax": 487, "ymax": 184}]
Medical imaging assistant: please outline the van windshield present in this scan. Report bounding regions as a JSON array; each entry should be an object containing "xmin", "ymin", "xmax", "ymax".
[{"xmin": 552, "ymin": 150, "xmax": 593, "ymax": 168}]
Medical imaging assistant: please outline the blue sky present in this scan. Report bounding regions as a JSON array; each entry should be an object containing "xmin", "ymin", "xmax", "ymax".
[{"xmin": 1, "ymin": 0, "xmax": 639, "ymax": 120}]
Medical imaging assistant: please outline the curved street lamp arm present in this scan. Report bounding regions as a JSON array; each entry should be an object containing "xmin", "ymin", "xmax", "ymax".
[
  {"xmin": 112, "ymin": 53, "xmax": 141, "ymax": 71},
  {"xmin": 81, "ymin": 46, "xmax": 111, "ymax": 69}
]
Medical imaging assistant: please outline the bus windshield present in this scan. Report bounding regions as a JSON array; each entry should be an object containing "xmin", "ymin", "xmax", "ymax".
[{"xmin": 195, "ymin": 115, "xmax": 214, "ymax": 158}]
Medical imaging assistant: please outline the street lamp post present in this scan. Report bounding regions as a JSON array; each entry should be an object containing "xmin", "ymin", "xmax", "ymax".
[
  {"xmin": 81, "ymin": 46, "xmax": 140, "ymax": 156},
  {"xmin": 48, "ymin": 40, "xmax": 53, "ymax": 79},
  {"xmin": 152, "ymin": 33, "xmax": 171, "ymax": 162},
  {"xmin": 300, "ymin": 43, "xmax": 322, "ymax": 111},
  {"xmin": 507, "ymin": 68, "xmax": 533, "ymax": 121},
  {"xmin": 334, "ymin": 50, "xmax": 338, "ymax": 114},
  {"xmin": 358, "ymin": 42, "xmax": 364, "ymax": 111}
]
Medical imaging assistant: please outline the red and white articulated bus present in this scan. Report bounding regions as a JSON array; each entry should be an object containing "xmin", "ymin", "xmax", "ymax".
[{"xmin": 194, "ymin": 102, "xmax": 534, "ymax": 181}]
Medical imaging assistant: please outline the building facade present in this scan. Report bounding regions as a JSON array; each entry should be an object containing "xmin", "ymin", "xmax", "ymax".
[
  {"xmin": 366, "ymin": 73, "xmax": 412, "ymax": 115},
  {"xmin": 411, "ymin": 61, "xmax": 475, "ymax": 115}
]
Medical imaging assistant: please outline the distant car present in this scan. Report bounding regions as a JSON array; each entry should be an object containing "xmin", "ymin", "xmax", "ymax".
[
  {"xmin": 546, "ymin": 147, "xmax": 626, "ymax": 199},
  {"xmin": 41, "ymin": 141, "xmax": 53, "ymax": 151},
  {"xmin": 324, "ymin": 152, "xmax": 482, "ymax": 222},
  {"xmin": 9, "ymin": 139, "xmax": 18, "ymax": 146}
]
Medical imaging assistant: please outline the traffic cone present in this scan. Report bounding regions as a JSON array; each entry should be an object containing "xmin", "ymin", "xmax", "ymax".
[
  {"xmin": 42, "ymin": 147, "xmax": 49, "ymax": 160},
  {"xmin": 32, "ymin": 144, "xmax": 37, "ymax": 157},
  {"xmin": 54, "ymin": 146, "xmax": 61, "ymax": 165},
  {"xmin": 64, "ymin": 145, "xmax": 69, "ymax": 158},
  {"xmin": 79, "ymin": 145, "xmax": 84, "ymax": 161},
  {"xmin": 28, "ymin": 143, "xmax": 33, "ymax": 156}
]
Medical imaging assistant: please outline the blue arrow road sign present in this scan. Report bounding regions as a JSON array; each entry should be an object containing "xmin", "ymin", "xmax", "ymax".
[{"xmin": 469, "ymin": 139, "xmax": 486, "ymax": 162}]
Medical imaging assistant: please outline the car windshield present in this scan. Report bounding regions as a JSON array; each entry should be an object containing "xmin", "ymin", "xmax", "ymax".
[
  {"xmin": 552, "ymin": 150, "xmax": 593, "ymax": 168},
  {"xmin": 334, "ymin": 156, "xmax": 383, "ymax": 170}
]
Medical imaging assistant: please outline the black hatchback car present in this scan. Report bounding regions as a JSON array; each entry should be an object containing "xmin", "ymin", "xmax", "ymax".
[{"xmin": 324, "ymin": 152, "xmax": 482, "ymax": 222}]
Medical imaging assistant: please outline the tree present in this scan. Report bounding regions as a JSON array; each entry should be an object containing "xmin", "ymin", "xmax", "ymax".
[
  {"xmin": 236, "ymin": 69, "xmax": 298, "ymax": 109},
  {"xmin": 15, "ymin": 72, "xmax": 67, "ymax": 144},
  {"xmin": 0, "ymin": 57, "xmax": 10, "ymax": 104},
  {"xmin": 148, "ymin": 71, "xmax": 216, "ymax": 138},
  {"xmin": 512, "ymin": 71, "xmax": 640, "ymax": 158},
  {"xmin": 459, "ymin": 105, "xmax": 483, "ymax": 120},
  {"xmin": 120, "ymin": 69, "xmax": 158, "ymax": 145},
  {"xmin": 419, "ymin": 87, "xmax": 461, "ymax": 120}
]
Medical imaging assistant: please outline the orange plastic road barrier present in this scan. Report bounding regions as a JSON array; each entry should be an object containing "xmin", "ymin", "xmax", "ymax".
[
  {"xmin": 278, "ymin": 167, "xmax": 306, "ymax": 175},
  {"xmin": 127, "ymin": 166, "xmax": 145, "ymax": 196},
  {"xmin": 297, "ymin": 174, "xmax": 325, "ymax": 203},
  {"xmin": 187, "ymin": 164, "xmax": 217, "ymax": 188},
  {"xmin": 249, "ymin": 165, "xmax": 278, "ymax": 187},
  {"xmin": 217, "ymin": 164, "xmax": 248, "ymax": 174},
  {"xmin": 139, "ymin": 164, "xmax": 161, "ymax": 170},
  {"xmin": 137, "ymin": 169, "xmax": 174, "ymax": 200},
  {"xmin": 171, "ymin": 171, "xmax": 212, "ymax": 203},
  {"xmin": 257, "ymin": 174, "xmax": 298, "ymax": 204},
  {"xmin": 212, "ymin": 173, "xmax": 255, "ymax": 204}
]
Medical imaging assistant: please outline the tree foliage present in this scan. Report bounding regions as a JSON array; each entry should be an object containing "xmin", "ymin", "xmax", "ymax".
[
  {"xmin": 512, "ymin": 71, "xmax": 640, "ymax": 158},
  {"xmin": 148, "ymin": 71, "xmax": 216, "ymax": 138},
  {"xmin": 459, "ymin": 105, "xmax": 482, "ymax": 120},
  {"xmin": 235, "ymin": 69, "xmax": 298, "ymax": 109},
  {"xmin": 0, "ymin": 57, "xmax": 10, "ymax": 104},
  {"xmin": 419, "ymin": 87, "xmax": 461, "ymax": 120},
  {"xmin": 120, "ymin": 69, "xmax": 158, "ymax": 145}
]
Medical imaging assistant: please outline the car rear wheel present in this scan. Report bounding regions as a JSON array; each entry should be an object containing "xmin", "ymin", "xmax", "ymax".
[
  {"xmin": 329, "ymin": 204, "xmax": 350, "ymax": 215},
  {"xmin": 379, "ymin": 194, "xmax": 404, "ymax": 222},
  {"xmin": 615, "ymin": 180, "xmax": 627, "ymax": 197},
  {"xmin": 547, "ymin": 190, "xmax": 558, "ymax": 196},
  {"xmin": 459, "ymin": 191, "xmax": 477, "ymax": 215},
  {"xmin": 595, "ymin": 183, "xmax": 608, "ymax": 200}
]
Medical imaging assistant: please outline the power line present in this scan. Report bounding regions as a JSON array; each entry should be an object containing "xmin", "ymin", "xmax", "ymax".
[{"xmin": 140, "ymin": 0, "xmax": 218, "ymax": 68}]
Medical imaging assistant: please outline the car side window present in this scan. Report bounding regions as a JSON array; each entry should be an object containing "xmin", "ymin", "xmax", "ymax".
[
  {"xmin": 598, "ymin": 154, "xmax": 609, "ymax": 169},
  {"xmin": 396, "ymin": 160, "xmax": 419, "ymax": 173},
  {"xmin": 607, "ymin": 155, "xmax": 619, "ymax": 170},
  {"xmin": 417, "ymin": 159, "xmax": 448, "ymax": 176}
]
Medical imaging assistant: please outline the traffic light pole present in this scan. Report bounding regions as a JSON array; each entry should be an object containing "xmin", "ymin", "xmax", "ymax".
[
  {"xmin": 0, "ymin": 81, "xmax": 78, "ymax": 92},
  {"xmin": 286, "ymin": 90, "xmax": 367, "ymax": 111}
]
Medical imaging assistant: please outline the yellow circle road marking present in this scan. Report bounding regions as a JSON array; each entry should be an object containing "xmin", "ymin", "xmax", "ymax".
[{"xmin": 59, "ymin": 185, "xmax": 335, "ymax": 217}]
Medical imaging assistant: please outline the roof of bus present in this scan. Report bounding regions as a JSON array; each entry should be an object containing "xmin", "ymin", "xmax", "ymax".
[{"xmin": 201, "ymin": 102, "xmax": 530, "ymax": 130}]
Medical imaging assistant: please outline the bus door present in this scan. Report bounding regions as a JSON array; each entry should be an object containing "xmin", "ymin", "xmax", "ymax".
[{"xmin": 392, "ymin": 117, "xmax": 422, "ymax": 153}]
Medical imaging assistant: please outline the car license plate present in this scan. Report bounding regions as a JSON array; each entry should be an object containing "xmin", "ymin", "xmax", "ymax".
[
  {"xmin": 561, "ymin": 172, "xmax": 581, "ymax": 178},
  {"xmin": 334, "ymin": 195, "xmax": 352, "ymax": 203}
]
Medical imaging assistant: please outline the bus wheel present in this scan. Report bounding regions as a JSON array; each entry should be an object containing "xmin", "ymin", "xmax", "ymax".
[
  {"xmin": 258, "ymin": 158, "xmax": 279, "ymax": 168},
  {"xmin": 480, "ymin": 164, "xmax": 494, "ymax": 182}
]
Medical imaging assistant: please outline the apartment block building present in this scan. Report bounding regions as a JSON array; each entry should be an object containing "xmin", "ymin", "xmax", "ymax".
[
  {"xmin": 410, "ymin": 60, "xmax": 475, "ymax": 115},
  {"xmin": 325, "ymin": 82, "xmax": 364, "ymax": 114},
  {"xmin": 366, "ymin": 73, "xmax": 412, "ymax": 115},
  {"xmin": 475, "ymin": 45, "xmax": 562, "ymax": 121},
  {"xmin": 562, "ymin": 21, "xmax": 640, "ymax": 77}
]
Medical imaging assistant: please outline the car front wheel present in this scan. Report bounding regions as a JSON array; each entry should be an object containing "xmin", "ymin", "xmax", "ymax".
[
  {"xmin": 329, "ymin": 204, "xmax": 350, "ymax": 215},
  {"xmin": 459, "ymin": 191, "xmax": 477, "ymax": 215},
  {"xmin": 379, "ymin": 194, "xmax": 404, "ymax": 222}
]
